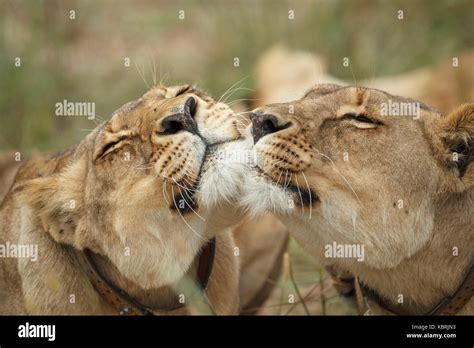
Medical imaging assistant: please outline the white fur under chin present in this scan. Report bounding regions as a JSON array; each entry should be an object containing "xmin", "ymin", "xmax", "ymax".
[
  {"xmin": 239, "ymin": 175, "xmax": 294, "ymax": 217},
  {"xmin": 199, "ymin": 129, "xmax": 293, "ymax": 217},
  {"xmin": 198, "ymin": 137, "xmax": 252, "ymax": 208}
]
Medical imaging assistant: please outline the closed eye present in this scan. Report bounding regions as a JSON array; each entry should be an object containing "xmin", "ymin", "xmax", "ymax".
[
  {"xmin": 97, "ymin": 136, "xmax": 128, "ymax": 158},
  {"xmin": 175, "ymin": 86, "xmax": 191, "ymax": 97},
  {"xmin": 342, "ymin": 113, "xmax": 382, "ymax": 126}
]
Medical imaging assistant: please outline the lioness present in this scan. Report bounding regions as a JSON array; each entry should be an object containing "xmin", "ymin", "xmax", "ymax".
[
  {"xmin": 215, "ymin": 84, "xmax": 474, "ymax": 315},
  {"xmin": 0, "ymin": 84, "xmax": 286, "ymax": 315}
]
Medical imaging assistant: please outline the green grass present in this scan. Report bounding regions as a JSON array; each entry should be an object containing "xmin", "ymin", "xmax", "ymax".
[{"xmin": 1, "ymin": 0, "xmax": 473, "ymax": 152}]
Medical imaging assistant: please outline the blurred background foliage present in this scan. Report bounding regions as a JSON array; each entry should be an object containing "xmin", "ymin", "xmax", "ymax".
[
  {"xmin": 1, "ymin": 0, "xmax": 473, "ymax": 315},
  {"xmin": 1, "ymin": 0, "xmax": 473, "ymax": 153}
]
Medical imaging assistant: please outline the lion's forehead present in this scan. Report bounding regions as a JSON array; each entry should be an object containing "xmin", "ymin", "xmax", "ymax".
[
  {"xmin": 111, "ymin": 98, "xmax": 145, "ymax": 117},
  {"xmin": 303, "ymin": 85, "xmax": 439, "ymax": 115},
  {"xmin": 104, "ymin": 90, "xmax": 220, "ymax": 136},
  {"xmin": 115, "ymin": 87, "xmax": 215, "ymax": 117}
]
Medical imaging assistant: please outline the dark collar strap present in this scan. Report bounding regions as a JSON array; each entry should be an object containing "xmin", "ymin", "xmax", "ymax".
[
  {"xmin": 355, "ymin": 263, "xmax": 474, "ymax": 315},
  {"xmin": 75, "ymin": 238, "xmax": 216, "ymax": 316},
  {"xmin": 426, "ymin": 263, "xmax": 474, "ymax": 315},
  {"xmin": 197, "ymin": 237, "xmax": 215, "ymax": 291}
]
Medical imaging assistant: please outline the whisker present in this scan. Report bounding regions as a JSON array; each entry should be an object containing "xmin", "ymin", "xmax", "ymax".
[
  {"xmin": 134, "ymin": 61, "xmax": 150, "ymax": 89},
  {"xmin": 301, "ymin": 172, "xmax": 313, "ymax": 220},
  {"xmin": 79, "ymin": 128, "xmax": 96, "ymax": 132},
  {"xmin": 172, "ymin": 175, "xmax": 199, "ymax": 194},
  {"xmin": 171, "ymin": 185, "xmax": 206, "ymax": 242},
  {"xmin": 134, "ymin": 166, "xmax": 153, "ymax": 170},
  {"xmin": 275, "ymin": 165, "xmax": 285, "ymax": 187},
  {"xmin": 232, "ymin": 110, "xmax": 254, "ymax": 116},
  {"xmin": 311, "ymin": 150, "xmax": 361, "ymax": 204},
  {"xmin": 283, "ymin": 169, "xmax": 290, "ymax": 189},
  {"xmin": 162, "ymin": 179, "xmax": 170, "ymax": 206},
  {"xmin": 294, "ymin": 173, "xmax": 305, "ymax": 212},
  {"xmin": 173, "ymin": 178, "xmax": 206, "ymax": 221},
  {"xmin": 349, "ymin": 61, "xmax": 358, "ymax": 87},
  {"xmin": 218, "ymin": 76, "xmax": 249, "ymax": 103},
  {"xmin": 149, "ymin": 51, "xmax": 157, "ymax": 86},
  {"xmin": 93, "ymin": 115, "xmax": 105, "ymax": 121},
  {"xmin": 227, "ymin": 97, "xmax": 260, "ymax": 107},
  {"xmin": 223, "ymin": 89, "xmax": 255, "ymax": 104}
]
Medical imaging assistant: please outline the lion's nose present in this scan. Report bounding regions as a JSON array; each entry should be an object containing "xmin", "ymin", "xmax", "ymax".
[
  {"xmin": 250, "ymin": 111, "xmax": 291, "ymax": 144},
  {"xmin": 158, "ymin": 97, "xmax": 199, "ymax": 136},
  {"xmin": 183, "ymin": 96, "xmax": 197, "ymax": 118}
]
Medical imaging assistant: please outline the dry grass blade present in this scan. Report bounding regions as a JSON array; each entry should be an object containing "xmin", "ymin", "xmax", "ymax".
[{"xmin": 286, "ymin": 252, "xmax": 311, "ymax": 316}]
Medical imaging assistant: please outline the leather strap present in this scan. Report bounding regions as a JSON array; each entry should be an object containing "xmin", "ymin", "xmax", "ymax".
[
  {"xmin": 355, "ymin": 264, "xmax": 474, "ymax": 316},
  {"xmin": 354, "ymin": 276, "xmax": 370, "ymax": 315},
  {"xmin": 326, "ymin": 266, "xmax": 355, "ymax": 297},
  {"xmin": 75, "ymin": 238, "xmax": 216, "ymax": 316},
  {"xmin": 327, "ymin": 263, "xmax": 474, "ymax": 315},
  {"xmin": 426, "ymin": 264, "xmax": 474, "ymax": 315}
]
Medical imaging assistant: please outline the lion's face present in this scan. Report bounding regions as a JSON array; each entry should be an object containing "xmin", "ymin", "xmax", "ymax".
[
  {"xmin": 16, "ymin": 85, "xmax": 244, "ymax": 289},
  {"xmin": 225, "ymin": 84, "xmax": 474, "ymax": 268}
]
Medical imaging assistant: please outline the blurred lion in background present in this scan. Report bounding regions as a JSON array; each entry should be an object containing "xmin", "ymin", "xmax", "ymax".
[{"xmin": 252, "ymin": 45, "xmax": 474, "ymax": 114}]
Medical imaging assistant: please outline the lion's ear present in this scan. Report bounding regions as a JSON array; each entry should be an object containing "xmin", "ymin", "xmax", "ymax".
[
  {"xmin": 13, "ymin": 170, "xmax": 83, "ymax": 245},
  {"xmin": 437, "ymin": 103, "xmax": 474, "ymax": 189}
]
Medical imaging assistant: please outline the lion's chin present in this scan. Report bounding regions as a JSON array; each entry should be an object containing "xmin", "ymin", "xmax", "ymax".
[
  {"xmin": 255, "ymin": 166, "xmax": 317, "ymax": 206},
  {"xmin": 197, "ymin": 139, "xmax": 253, "ymax": 208},
  {"xmin": 235, "ymin": 164, "xmax": 317, "ymax": 218},
  {"xmin": 238, "ymin": 172, "xmax": 294, "ymax": 217}
]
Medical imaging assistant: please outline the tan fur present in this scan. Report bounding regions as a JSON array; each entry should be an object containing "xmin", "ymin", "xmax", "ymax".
[
  {"xmin": 0, "ymin": 152, "xmax": 21, "ymax": 203},
  {"xmin": 0, "ymin": 84, "xmax": 290, "ymax": 315},
  {"xmin": 232, "ymin": 214, "xmax": 288, "ymax": 313},
  {"xmin": 0, "ymin": 85, "xmax": 249, "ymax": 315},
  {"xmin": 233, "ymin": 84, "xmax": 474, "ymax": 314}
]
